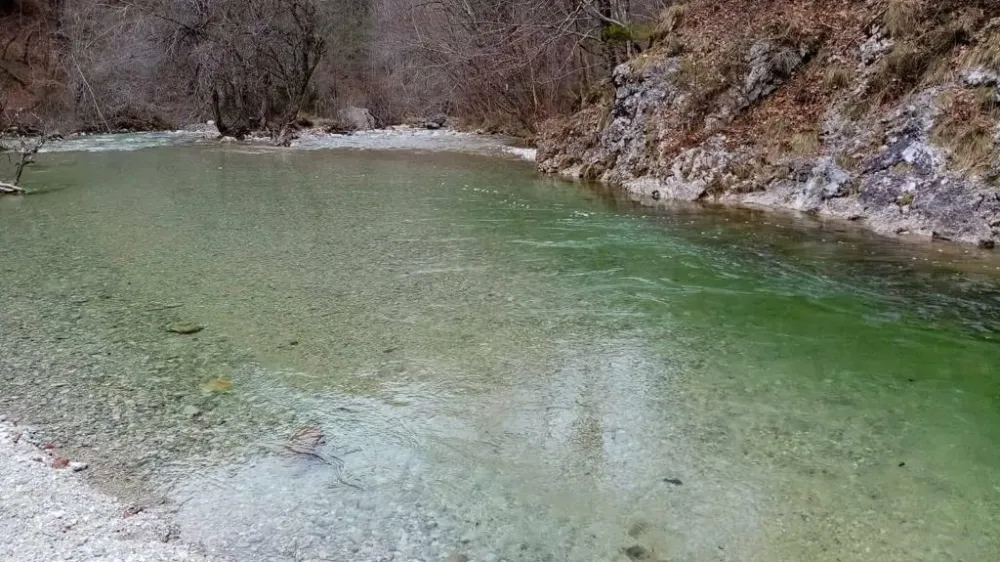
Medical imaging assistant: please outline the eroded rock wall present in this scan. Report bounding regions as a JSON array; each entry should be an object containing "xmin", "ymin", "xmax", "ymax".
[{"xmin": 538, "ymin": 1, "xmax": 1000, "ymax": 247}]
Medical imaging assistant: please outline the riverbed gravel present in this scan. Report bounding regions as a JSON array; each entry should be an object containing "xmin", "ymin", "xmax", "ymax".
[{"xmin": 0, "ymin": 414, "xmax": 220, "ymax": 562}]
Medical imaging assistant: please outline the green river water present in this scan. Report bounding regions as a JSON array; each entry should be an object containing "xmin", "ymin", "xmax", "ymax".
[{"xmin": 1, "ymin": 139, "xmax": 999, "ymax": 561}]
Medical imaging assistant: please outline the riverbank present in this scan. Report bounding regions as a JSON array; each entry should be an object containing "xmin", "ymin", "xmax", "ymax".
[
  {"xmin": 0, "ymin": 415, "xmax": 218, "ymax": 562},
  {"xmin": 537, "ymin": 0, "xmax": 1000, "ymax": 249},
  {"xmin": 6, "ymin": 125, "xmax": 536, "ymax": 159}
]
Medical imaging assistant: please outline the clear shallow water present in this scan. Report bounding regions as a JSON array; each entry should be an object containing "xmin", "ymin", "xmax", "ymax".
[{"xmin": 1, "ymin": 144, "xmax": 999, "ymax": 561}]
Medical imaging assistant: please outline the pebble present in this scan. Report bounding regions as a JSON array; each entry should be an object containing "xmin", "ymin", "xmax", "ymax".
[{"xmin": 69, "ymin": 461, "xmax": 89, "ymax": 472}]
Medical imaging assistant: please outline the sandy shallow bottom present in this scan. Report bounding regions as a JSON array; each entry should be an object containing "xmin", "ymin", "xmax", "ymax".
[{"xmin": 0, "ymin": 415, "xmax": 218, "ymax": 562}]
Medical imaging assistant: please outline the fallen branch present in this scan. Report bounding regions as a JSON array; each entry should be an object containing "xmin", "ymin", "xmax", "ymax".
[{"xmin": 0, "ymin": 181, "xmax": 24, "ymax": 194}]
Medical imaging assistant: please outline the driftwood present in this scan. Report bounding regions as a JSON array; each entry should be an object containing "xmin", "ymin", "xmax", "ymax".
[
  {"xmin": 0, "ymin": 181, "xmax": 24, "ymax": 194},
  {"xmin": 276, "ymin": 426, "xmax": 364, "ymax": 490}
]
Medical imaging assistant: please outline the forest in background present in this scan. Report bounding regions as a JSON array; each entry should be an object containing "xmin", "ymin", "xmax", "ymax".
[{"xmin": 0, "ymin": 0, "xmax": 673, "ymax": 137}]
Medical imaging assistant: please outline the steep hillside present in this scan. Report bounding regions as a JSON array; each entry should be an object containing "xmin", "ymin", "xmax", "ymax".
[
  {"xmin": 538, "ymin": 0, "xmax": 1000, "ymax": 247},
  {"xmin": 0, "ymin": 0, "xmax": 60, "ymax": 130}
]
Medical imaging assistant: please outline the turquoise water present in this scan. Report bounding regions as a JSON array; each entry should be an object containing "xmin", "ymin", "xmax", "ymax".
[{"xmin": 1, "ymin": 143, "xmax": 998, "ymax": 561}]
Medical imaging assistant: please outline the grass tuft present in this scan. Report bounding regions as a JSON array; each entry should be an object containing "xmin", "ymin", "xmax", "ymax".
[
  {"xmin": 931, "ymin": 88, "xmax": 1000, "ymax": 173},
  {"xmin": 789, "ymin": 130, "xmax": 821, "ymax": 156},
  {"xmin": 823, "ymin": 64, "xmax": 853, "ymax": 91},
  {"xmin": 966, "ymin": 27, "xmax": 1000, "ymax": 72},
  {"xmin": 657, "ymin": 3, "xmax": 688, "ymax": 36},
  {"xmin": 885, "ymin": 0, "xmax": 923, "ymax": 38},
  {"xmin": 854, "ymin": 2, "xmax": 979, "ymax": 116}
]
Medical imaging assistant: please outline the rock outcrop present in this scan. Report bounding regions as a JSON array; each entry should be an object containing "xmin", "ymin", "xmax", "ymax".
[{"xmin": 537, "ymin": 0, "xmax": 1000, "ymax": 247}]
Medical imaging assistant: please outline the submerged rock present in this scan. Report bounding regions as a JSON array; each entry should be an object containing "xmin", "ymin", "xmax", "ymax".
[
  {"xmin": 167, "ymin": 322, "xmax": 204, "ymax": 335},
  {"xmin": 199, "ymin": 379, "xmax": 232, "ymax": 394},
  {"xmin": 624, "ymin": 545, "xmax": 651, "ymax": 561}
]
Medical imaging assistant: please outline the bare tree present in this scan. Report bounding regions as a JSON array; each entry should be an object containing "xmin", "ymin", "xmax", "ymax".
[
  {"xmin": 4, "ymin": 0, "xmax": 674, "ymax": 137},
  {"xmin": 0, "ymin": 105, "xmax": 51, "ymax": 194},
  {"xmin": 372, "ymin": 0, "xmax": 669, "ymax": 132},
  {"xmin": 0, "ymin": 135, "xmax": 46, "ymax": 192},
  {"xmin": 133, "ymin": 0, "xmax": 329, "ymax": 141},
  {"xmin": 50, "ymin": 0, "xmax": 333, "ymax": 140}
]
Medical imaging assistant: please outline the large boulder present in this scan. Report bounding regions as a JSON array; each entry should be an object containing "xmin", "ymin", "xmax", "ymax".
[{"xmin": 337, "ymin": 107, "xmax": 378, "ymax": 130}]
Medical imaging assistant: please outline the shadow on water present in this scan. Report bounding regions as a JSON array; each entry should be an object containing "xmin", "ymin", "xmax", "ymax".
[{"xmin": 1, "ymin": 144, "xmax": 999, "ymax": 561}]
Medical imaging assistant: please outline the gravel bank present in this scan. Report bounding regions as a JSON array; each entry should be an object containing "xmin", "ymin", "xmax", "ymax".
[{"xmin": 0, "ymin": 414, "xmax": 220, "ymax": 562}]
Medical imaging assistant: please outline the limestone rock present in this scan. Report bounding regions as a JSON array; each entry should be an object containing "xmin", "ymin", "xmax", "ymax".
[
  {"xmin": 740, "ymin": 40, "xmax": 813, "ymax": 109},
  {"xmin": 337, "ymin": 107, "xmax": 378, "ymax": 131},
  {"xmin": 859, "ymin": 29, "xmax": 893, "ymax": 65},
  {"xmin": 535, "ymin": 6, "xmax": 1000, "ymax": 249}
]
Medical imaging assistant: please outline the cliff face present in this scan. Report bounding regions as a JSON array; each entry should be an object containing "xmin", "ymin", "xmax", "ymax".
[{"xmin": 537, "ymin": 0, "xmax": 1000, "ymax": 247}]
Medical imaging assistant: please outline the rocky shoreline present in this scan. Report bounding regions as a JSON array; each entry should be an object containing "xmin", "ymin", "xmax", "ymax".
[
  {"xmin": 0, "ymin": 414, "xmax": 218, "ymax": 562},
  {"xmin": 536, "ymin": 2, "xmax": 1000, "ymax": 249},
  {"xmin": 538, "ymin": 61, "xmax": 1000, "ymax": 248}
]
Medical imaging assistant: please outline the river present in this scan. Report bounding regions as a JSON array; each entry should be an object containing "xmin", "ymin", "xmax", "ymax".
[{"xmin": 1, "ymin": 134, "xmax": 998, "ymax": 561}]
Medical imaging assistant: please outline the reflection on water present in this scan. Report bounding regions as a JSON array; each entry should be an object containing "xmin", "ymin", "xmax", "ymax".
[
  {"xmin": 1, "ymin": 145, "xmax": 999, "ymax": 561},
  {"xmin": 175, "ymin": 344, "xmax": 761, "ymax": 561}
]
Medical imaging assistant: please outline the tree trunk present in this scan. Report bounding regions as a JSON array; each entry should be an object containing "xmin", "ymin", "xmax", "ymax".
[
  {"xmin": 212, "ymin": 88, "xmax": 231, "ymax": 137},
  {"xmin": 212, "ymin": 88, "xmax": 250, "ymax": 140}
]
